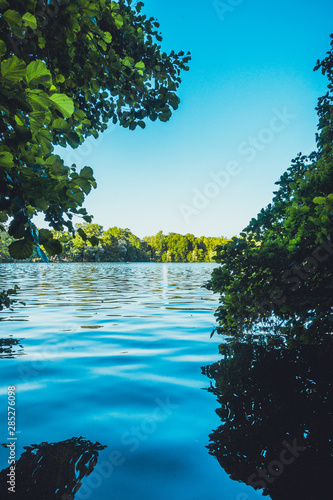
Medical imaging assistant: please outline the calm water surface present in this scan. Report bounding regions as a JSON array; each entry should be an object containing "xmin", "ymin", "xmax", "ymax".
[{"xmin": 0, "ymin": 263, "xmax": 261, "ymax": 499}]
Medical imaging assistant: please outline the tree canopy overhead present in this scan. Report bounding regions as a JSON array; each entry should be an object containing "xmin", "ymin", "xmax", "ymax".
[
  {"xmin": 0, "ymin": 0, "xmax": 190, "ymax": 260},
  {"xmin": 208, "ymin": 34, "xmax": 333, "ymax": 343}
]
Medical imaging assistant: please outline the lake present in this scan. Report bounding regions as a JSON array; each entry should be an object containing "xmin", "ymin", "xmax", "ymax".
[{"xmin": 0, "ymin": 263, "xmax": 260, "ymax": 500}]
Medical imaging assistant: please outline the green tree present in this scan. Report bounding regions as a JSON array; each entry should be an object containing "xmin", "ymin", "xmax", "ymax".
[
  {"xmin": 208, "ymin": 35, "xmax": 333, "ymax": 342},
  {"xmin": 101, "ymin": 227, "xmax": 122, "ymax": 261},
  {"xmin": 53, "ymin": 224, "xmax": 150, "ymax": 262},
  {"xmin": 0, "ymin": 228, "xmax": 14, "ymax": 261},
  {"xmin": 143, "ymin": 230, "xmax": 166, "ymax": 261},
  {"xmin": 59, "ymin": 223, "xmax": 104, "ymax": 261},
  {"xmin": 104, "ymin": 226, "xmax": 148, "ymax": 261},
  {"xmin": 0, "ymin": 0, "xmax": 190, "ymax": 263},
  {"xmin": 143, "ymin": 231, "xmax": 228, "ymax": 263}
]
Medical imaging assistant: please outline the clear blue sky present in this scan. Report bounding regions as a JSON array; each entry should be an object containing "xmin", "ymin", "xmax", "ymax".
[{"xmin": 52, "ymin": 0, "xmax": 333, "ymax": 238}]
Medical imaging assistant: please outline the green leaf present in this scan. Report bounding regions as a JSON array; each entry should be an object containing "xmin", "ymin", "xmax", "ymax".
[
  {"xmin": 38, "ymin": 37, "xmax": 46, "ymax": 49},
  {"xmin": 70, "ymin": 190, "xmax": 85, "ymax": 205},
  {"xmin": 38, "ymin": 229, "xmax": 53, "ymax": 245},
  {"xmin": 89, "ymin": 129, "xmax": 99, "ymax": 139},
  {"xmin": 14, "ymin": 114, "xmax": 25, "ymax": 126},
  {"xmin": 77, "ymin": 228, "xmax": 87, "ymax": 241},
  {"xmin": 98, "ymin": 40, "xmax": 107, "ymax": 51},
  {"xmin": 158, "ymin": 111, "xmax": 171, "ymax": 122},
  {"xmin": 122, "ymin": 56, "xmax": 134, "ymax": 67},
  {"xmin": 63, "ymin": 131, "xmax": 81, "ymax": 148},
  {"xmin": 36, "ymin": 129, "xmax": 53, "ymax": 154},
  {"xmin": 76, "ymin": 177, "xmax": 92, "ymax": 195},
  {"xmin": 42, "ymin": 238, "xmax": 63, "ymax": 256},
  {"xmin": 112, "ymin": 13, "xmax": 124, "ymax": 29},
  {"xmin": 44, "ymin": 155, "xmax": 59, "ymax": 166},
  {"xmin": 0, "ymin": 212, "xmax": 8, "ymax": 223},
  {"xmin": 27, "ymin": 90, "xmax": 51, "ymax": 112},
  {"xmin": 56, "ymin": 74, "xmax": 65, "ymax": 83},
  {"xmin": 313, "ymin": 196, "xmax": 326, "ymax": 205},
  {"xmin": 0, "ymin": 151, "xmax": 13, "ymax": 168},
  {"xmin": 22, "ymin": 13, "xmax": 37, "ymax": 30},
  {"xmin": 8, "ymin": 212, "xmax": 28, "ymax": 238},
  {"xmin": 15, "ymin": 125, "xmax": 32, "ymax": 143},
  {"xmin": 74, "ymin": 109, "xmax": 85, "ymax": 120},
  {"xmin": 3, "ymin": 10, "xmax": 22, "ymax": 31},
  {"xmin": 52, "ymin": 117, "xmax": 69, "ymax": 131},
  {"xmin": 48, "ymin": 157, "xmax": 68, "ymax": 177},
  {"xmin": 0, "ymin": 40, "xmax": 6, "ymax": 60},
  {"xmin": 26, "ymin": 60, "xmax": 52, "ymax": 87},
  {"xmin": 0, "ymin": 0, "xmax": 9, "ymax": 8},
  {"xmin": 8, "ymin": 238, "xmax": 34, "ymax": 260},
  {"xmin": 30, "ymin": 111, "xmax": 48, "ymax": 135},
  {"xmin": 135, "ymin": 61, "xmax": 145, "ymax": 70},
  {"xmin": 49, "ymin": 93, "xmax": 74, "ymax": 118},
  {"xmin": 103, "ymin": 31, "xmax": 112, "ymax": 43},
  {"xmin": 35, "ymin": 199, "xmax": 49, "ymax": 211},
  {"xmin": 110, "ymin": 1, "xmax": 120, "ymax": 10},
  {"xmin": 80, "ymin": 166, "xmax": 94, "ymax": 180},
  {"xmin": 1, "ymin": 56, "xmax": 26, "ymax": 83},
  {"xmin": 168, "ymin": 93, "xmax": 180, "ymax": 110},
  {"xmin": 89, "ymin": 236, "xmax": 100, "ymax": 246}
]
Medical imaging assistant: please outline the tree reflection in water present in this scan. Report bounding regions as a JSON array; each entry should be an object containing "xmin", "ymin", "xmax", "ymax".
[
  {"xmin": 203, "ymin": 337, "xmax": 333, "ymax": 500},
  {"xmin": 0, "ymin": 437, "xmax": 106, "ymax": 499},
  {"xmin": 0, "ymin": 337, "xmax": 24, "ymax": 358}
]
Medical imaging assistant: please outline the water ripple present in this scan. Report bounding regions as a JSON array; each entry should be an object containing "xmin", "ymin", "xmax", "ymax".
[{"xmin": 0, "ymin": 263, "xmax": 253, "ymax": 500}]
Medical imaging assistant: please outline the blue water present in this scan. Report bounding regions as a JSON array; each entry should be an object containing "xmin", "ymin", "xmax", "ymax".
[{"xmin": 0, "ymin": 263, "xmax": 261, "ymax": 499}]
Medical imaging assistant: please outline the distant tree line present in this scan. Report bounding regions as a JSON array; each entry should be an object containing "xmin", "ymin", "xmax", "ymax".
[
  {"xmin": 143, "ymin": 231, "xmax": 228, "ymax": 262},
  {"xmin": 0, "ymin": 224, "xmax": 228, "ymax": 263}
]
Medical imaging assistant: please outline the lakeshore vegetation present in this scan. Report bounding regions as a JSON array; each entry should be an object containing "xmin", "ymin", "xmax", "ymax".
[
  {"xmin": 0, "ymin": 225, "xmax": 229, "ymax": 263},
  {"xmin": 208, "ymin": 34, "xmax": 333, "ymax": 343}
]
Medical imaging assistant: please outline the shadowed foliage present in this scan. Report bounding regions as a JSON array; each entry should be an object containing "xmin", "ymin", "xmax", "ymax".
[
  {"xmin": 0, "ymin": 436, "xmax": 106, "ymax": 499},
  {"xmin": 203, "ymin": 337, "xmax": 333, "ymax": 499}
]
